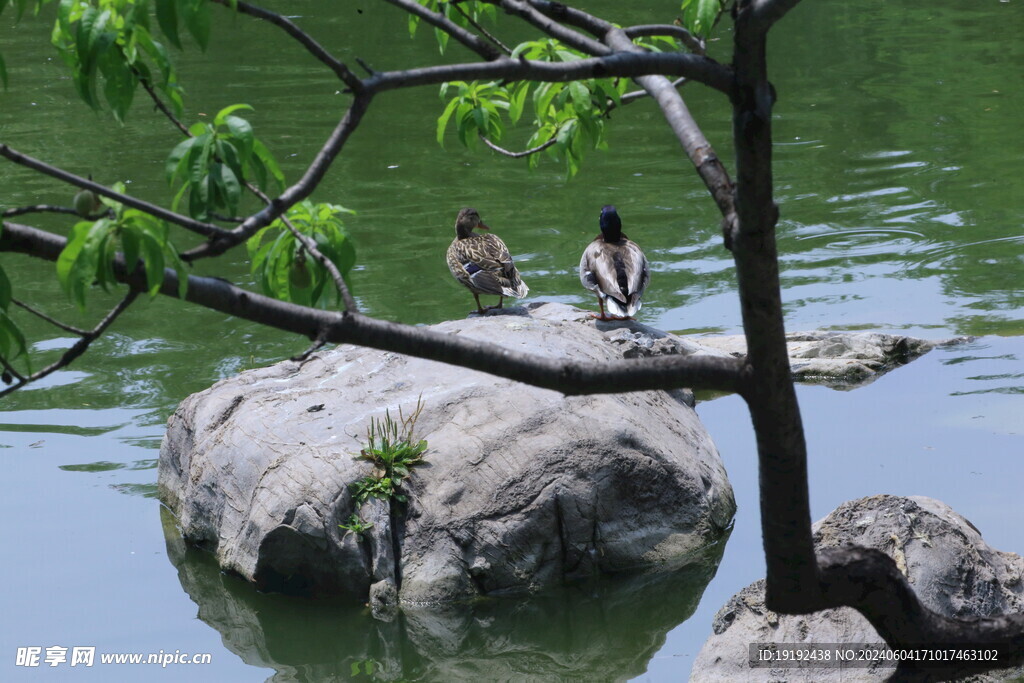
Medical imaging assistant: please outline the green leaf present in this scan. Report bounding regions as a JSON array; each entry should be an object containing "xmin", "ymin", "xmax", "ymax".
[
  {"xmin": 508, "ymin": 82, "xmax": 529, "ymax": 124},
  {"xmin": 166, "ymin": 140, "xmax": 193, "ymax": 185},
  {"xmin": 0, "ymin": 309, "xmax": 30, "ymax": 373},
  {"xmin": 569, "ymin": 81, "xmax": 591, "ymax": 113},
  {"xmin": 0, "ymin": 262, "xmax": 11, "ymax": 310},
  {"xmin": 214, "ymin": 162, "xmax": 241, "ymax": 214},
  {"xmin": 436, "ymin": 96, "xmax": 460, "ymax": 147},
  {"xmin": 154, "ymin": 0, "xmax": 182, "ymax": 50},
  {"xmin": 224, "ymin": 115, "xmax": 254, "ymax": 163},
  {"xmin": 252, "ymin": 139, "xmax": 285, "ymax": 190},
  {"xmin": 214, "ymin": 103, "xmax": 253, "ymax": 127},
  {"xmin": 98, "ymin": 50, "xmax": 137, "ymax": 122},
  {"xmin": 682, "ymin": 0, "xmax": 722, "ymax": 38},
  {"xmin": 120, "ymin": 225, "xmax": 141, "ymax": 274},
  {"xmin": 137, "ymin": 231, "xmax": 166, "ymax": 296},
  {"xmin": 164, "ymin": 241, "xmax": 189, "ymax": 299},
  {"xmin": 182, "ymin": 0, "xmax": 210, "ymax": 50}
]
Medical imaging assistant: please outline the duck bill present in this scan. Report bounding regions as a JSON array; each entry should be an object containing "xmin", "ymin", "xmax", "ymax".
[{"xmin": 477, "ymin": 222, "xmax": 491, "ymax": 231}]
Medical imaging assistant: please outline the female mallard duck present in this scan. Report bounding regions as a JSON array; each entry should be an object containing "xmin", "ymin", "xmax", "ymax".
[
  {"xmin": 446, "ymin": 207, "xmax": 529, "ymax": 314},
  {"xmin": 579, "ymin": 205, "xmax": 650, "ymax": 321}
]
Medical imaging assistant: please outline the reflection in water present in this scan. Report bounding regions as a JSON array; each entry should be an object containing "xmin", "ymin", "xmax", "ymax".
[{"xmin": 161, "ymin": 508, "xmax": 727, "ymax": 682}]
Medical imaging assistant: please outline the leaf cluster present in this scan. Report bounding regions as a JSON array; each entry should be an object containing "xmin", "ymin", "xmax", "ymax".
[
  {"xmin": 351, "ymin": 398, "xmax": 428, "ymax": 505},
  {"xmin": 166, "ymin": 104, "xmax": 285, "ymax": 222},
  {"xmin": 427, "ymin": 1, "xmax": 729, "ymax": 178},
  {"xmin": 407, "ymin": 0, "xmax": 496, "ymax": 54},
  {"xmin": 435, "ymin": 38, "xmax": 633, "ymax": 178},
  {"xmin": 246, "ymin": 200, "xmax": 357, "ymax": 308},
  {"xmin": 680, "ymin": 0, "xmax": 728, "ymax": 39},
  {"xmin": 56, "ymin": 181, "xmax": 188, "ymax": 309},
  {"xmin": 46, "ymin": 0, "xmax": 200, "ymax": 121}
]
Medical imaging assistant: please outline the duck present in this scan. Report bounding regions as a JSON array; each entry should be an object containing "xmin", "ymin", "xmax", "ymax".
[
  {"xmin": 446, "ymin": 207, "xmax": 529, "ymax": 314},
  {"xmin": 579, "ymin": 205, "xmax": 650, "ymax": 321}
]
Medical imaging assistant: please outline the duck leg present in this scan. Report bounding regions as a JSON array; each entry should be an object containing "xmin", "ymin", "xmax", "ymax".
[
  {"xmin": 472, "ymin": 292, "xmax": 486, "ymax": 315},
  {"xmin": 590, "ymin": 294, "xmax": 611, "ymax": 322}
]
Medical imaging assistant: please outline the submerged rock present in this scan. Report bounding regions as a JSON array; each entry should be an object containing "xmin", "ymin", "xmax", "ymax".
[
  {"xmin": 695, "ymin": 330, "xmax": 966, "ymax": 387},
  {"xmin": 691, "ymin": 495, "xmax": 1024, "ymax": 682},
  {"xmin": 158, "ymin": 303, "xmax": 735, "ymax": 606}
]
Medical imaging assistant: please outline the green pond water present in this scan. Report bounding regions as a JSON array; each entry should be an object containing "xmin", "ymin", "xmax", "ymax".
[{"xmin": 1, "ymin": 1, "xmax": 1022, "ymax": 681}]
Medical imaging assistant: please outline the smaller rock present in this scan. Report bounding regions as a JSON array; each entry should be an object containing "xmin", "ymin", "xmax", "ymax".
[
  {"xmin": 695, "ymin": 330, "xmax": 966, "ymax": 387},
  {"xmin": 692, "ymin": 495, "xmax": 1024, "ymax": 682}
]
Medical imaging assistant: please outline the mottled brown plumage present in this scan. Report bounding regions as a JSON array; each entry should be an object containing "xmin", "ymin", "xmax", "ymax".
[{"xmin": 446, "ymin": 208, "xmax": 529, "ymax": 314}]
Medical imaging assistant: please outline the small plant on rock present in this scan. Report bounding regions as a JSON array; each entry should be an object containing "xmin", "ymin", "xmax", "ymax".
[
  {"xmin": 338, "ymin": 513, "xmax": 373, "ymax": 542},
  {"xmin": 351, "ymin": 397, "xmax": 427, "ymax": 505}
]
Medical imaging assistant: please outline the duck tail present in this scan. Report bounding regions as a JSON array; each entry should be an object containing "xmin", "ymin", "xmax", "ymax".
[{"xmin": 503, "ymin": 279, "xmax": 529, "ymax": 299}]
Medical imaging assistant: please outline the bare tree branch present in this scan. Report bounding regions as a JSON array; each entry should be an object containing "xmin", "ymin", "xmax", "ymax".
[
  {"xmin": 0, "ymin": 144, "xmax": 230, "ymax": 239},
  {"xmin": 0, "ymin": 355, "xmax": 25, "ymax": 384},
  {"xmin": 623, "ymin": 24, "xmax": 706, "ymax": 55},
  {"xmin": 282, "ymin": 214, "xmax": 359, "ymax": 313},
  {"xmin": 384, "ymin": 0, "xmax": 505, "ymax": 60},
  {"xmin": 2, "ymin": 205, "xmax": 89, "ymax": 219},
  {"xmin": 749, "ymin": 0, "xmax": 805, "ymax": 36},
  {"xmin": 451, "ymin": 3, "xmax": 513, "ymax": 55},
  {"xmin": 210, "ymin": 0, "xmax": 364, "ymax": 92},
  {"xmin": 1, "ymin": 220, "xmax": 747, "ymax": 397},
  {"xmin": 136, "ymin": 69, "xmax": 191, "ymax": 137},
  {"xmin": 364, "ymin": 51, "xmax": 734, "ymax": 95},
  {"xmin": 11, "ymin": 298, "xmax": 89, "ymax": 336},
  {"xmin": 0, "ymin": 290, "xmax": 139, "ymax": 399},
  {"xmin": 492, "ymin": 0, "xmax": 609, "ymax": 55}
]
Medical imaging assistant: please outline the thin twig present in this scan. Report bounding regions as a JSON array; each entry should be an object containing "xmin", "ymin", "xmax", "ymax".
[
  {"xmin": 11, "ymin": 299, "xmax": 89, "ymax": 335},
  {"xmin": 291, "ymin": 332, "xmax": 328, "ymax": 362},
  {"xmin": 136, "ymin": 69, "xmax": 191, "ymax": 137},
  {"xmin": 451, "ymin": 2, "xmax": 513, "ymax": 54},
  {"xmin": 624, "ymin": 24, "xmax": 706, "ymax": 55},
  {"xmin": 0, "ymin": 144, "xmax": 230, "ymax": 239},
  {"xmin": 491, "ymin": 0, "xmax": 609, "ymax": 56},
  {"xmin": 3, "ymin": 205, "xmax": 91, "ymax": 219},
  {"xmin": 0, "ymin": 290, "xmax": 140, "ymax": 399},
  {"xmin": 479, "ymin": 132, "xmax": 556, "ymax": 158},
  {"xmin": 384, "ymin": 0, "xmax": 505, "ymax": 60},
  {"xmin": 0, "ymin": 355, "xmax": 25, "ymax": 383},
  {"xmin": 210, "ymin": 0, "xmax": 364, "ymax": 92}
]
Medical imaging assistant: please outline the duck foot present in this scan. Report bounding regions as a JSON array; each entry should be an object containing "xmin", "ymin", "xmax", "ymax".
[{"xmin": 589, "ymin": 313, "xmax": 633, "ymax": 322}]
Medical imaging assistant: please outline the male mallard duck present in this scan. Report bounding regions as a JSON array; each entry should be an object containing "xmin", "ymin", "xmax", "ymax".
[
  {"xmin": 446, "ymin": 207, "xmax": 529, "ymax": 314},
  {"xmin": 579, "ymin": 205, "xmax": 650, "ymax": 321}
]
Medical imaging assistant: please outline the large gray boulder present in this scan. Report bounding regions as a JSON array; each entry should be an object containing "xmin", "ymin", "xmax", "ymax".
[
  {"xmin": 158, "ymin": 303, "xmax": 736, "ymax": 606},
  {"xmin": 691, "ymin": 495, "xmax": 1024, "ymax": 682}
]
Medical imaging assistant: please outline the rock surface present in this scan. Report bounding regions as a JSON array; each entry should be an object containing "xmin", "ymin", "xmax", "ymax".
[
  {"xmin": 158, "ymin": 303, "xmax": 736, "ymax": 605},
  {"xmin": 691, "ymin": 495, "xmax": 1024, "ymax": 682}
]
